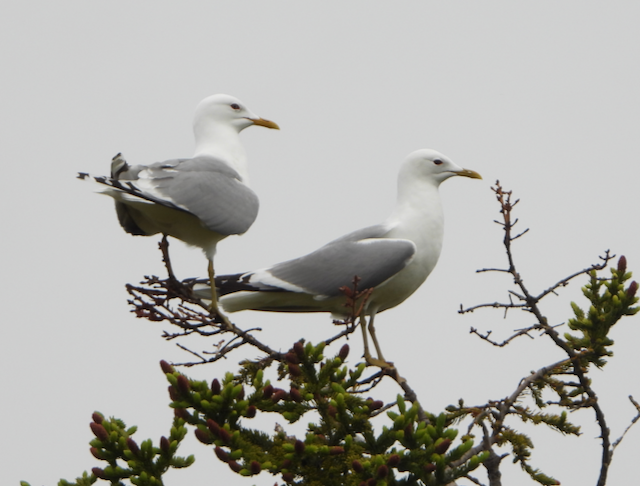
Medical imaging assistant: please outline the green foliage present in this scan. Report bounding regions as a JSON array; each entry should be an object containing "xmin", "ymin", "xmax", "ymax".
[
  {"xmin": 22, "ymin": 413, "xmax": 194, "ymax": 486},
  {"xmin": 565, "ymin": 257, "xmax": 639, "ymax": 367},
  {"xmin": 164, "ymin": 341, "xmax": 487, "ymax": 485}
]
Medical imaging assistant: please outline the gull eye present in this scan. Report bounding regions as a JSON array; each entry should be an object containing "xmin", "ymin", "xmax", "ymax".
[
  {"xmin": 433, "ymin": 159, "xmax": 443, "ymax": 165},
  {"xmin": 230, "ymin": 103, "xmax": 241, "ymax": 110}
]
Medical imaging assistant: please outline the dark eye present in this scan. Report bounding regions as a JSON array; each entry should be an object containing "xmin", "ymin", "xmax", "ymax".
[
  {"xmin": 230, "ymin": 103, "xmax": 241, "ymax": 110},
  {"xmin": 433, "ymin": 159, "xmax": 443, "ymax": 165}
]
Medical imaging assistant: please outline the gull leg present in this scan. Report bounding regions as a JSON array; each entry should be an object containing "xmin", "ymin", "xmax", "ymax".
[
  {"xmin": 367, "ymin": 313, "xmax": 386, "ymax": 363},
  {"xmin": 208, "ymin": 260, "xmax": 232, "ymax": 327},
  {"xmin": 359, "ymin": 311, "xmax": 393, "ymax": 369}
]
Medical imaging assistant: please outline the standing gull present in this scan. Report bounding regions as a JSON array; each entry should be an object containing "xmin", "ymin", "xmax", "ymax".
[
  {"xmin": 200, "ymin": 149, "xmax": 481, "ymax": 366},
  {"xmin": 78, "ymin": 94, "xmax": 279, "ymax": 319}
]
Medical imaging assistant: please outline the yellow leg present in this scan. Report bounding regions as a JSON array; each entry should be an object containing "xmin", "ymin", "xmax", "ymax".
[
  {"xmin": 208, "ymin": 260, "xmax": 232, "ymax": 326},
  {"xmin": 359, "ymin": 311, "xmax": 393, "ymax": 369}
]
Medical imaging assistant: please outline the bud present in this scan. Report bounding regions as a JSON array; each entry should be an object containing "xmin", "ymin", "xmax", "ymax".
[
  {"xmin": 290, "ymin": 388, "xmax": 302, "ymax": 402},
  {"xmin": 211, "ymin": 378, "xmax": 221, "ymax": 395},
  {"xmin": 207, "ymin": 419, "xmax": 221, "ymax": 435},
  {"xmin": 194, "ymin": 428, "xmax": 213, "ymax": 444},
  {"xmin": 263, "ymin": 384, "xmax": 274, "ymax": 399},
  {"xmin": 228, "ymin": 461, "xmax": 242, "ymax": 473},
  {"xmin": 160, "ymin": 360, "xmax": 174, "ymax": 374},
  {"xmin": 327, "ymin": 404, "xmax": 337, "ymax": 417},
  {"xmin": 330, "ymin": 446, "xmax": 345, "ymax": 455},
  {"xmin": 387, "ymin": 454, "xmax": 400, "ymax": 467},
  {"xmin": 618, "ymin": 255, "xmax": 627, "ymax": 274},
  {"xmin": 369, "ymin": 400, "xmax": 384, "ymax": 411},
  {"xmin": 91, "ymin": 467, "xmax": 107, "ymax": 480},
  {"xmin": 367, "ymin": 478, "xmax": 377, "ymax": 486},
  {"xmin": 177, "ymin": 375, "xmax": 190, "ymax": 394},
  {"xmin": 174, "ymin": 408, "xmax": 190, "ymax": 421},
  {"xmin": 168, "ymin": 386, "xmax": 178, "ymax": 401},
  {"xmin": 90, "ymin": 447, "xmax": 102, "ymax": 460},
  {"xmin": 285, "ymin": 352, "xmax": 300, "ymax": 364},
  {"xmin": 376, "ymin": 464, "xmax": 389, "ymax": 478},
  {"xmin": 293, "ymin": 341, "xmax": 305, "ymax": 359},
  {"xmin": 288, "ymin": 363, "xmax": 302, "ymax": 377},
  {"xmin": 352, "ymin": 460, "xmax": 364, "ymax": 473},
  {"xmin": 272, "ymin": 389, "xmax": 288, "ymax": 403},
  {"xmin": 404, "ymin": 424, "xmax": 413, "ymax": 439},
  {"xmin": 281, "ymin": 459, "xmax": 292, "ymax": 469},
  {"xmin": 91, "ymin": 412, "xmax": 103, "ymax": 424},
  {"xmin": 160, "ymin": 436, "xmax": 170, "ymax": 454},
  {"xmin": 218, "ymin": 427, "xmax": 232, "ymax": 444},
  {"xmin": 246, "ymin": 405, "xmax": 257, "ymax": 418},
  {"xmin": 424, "ymin": 463, "xmax": 436, "ymax": 473},
  {"xmin": 282, "ymin": 472, "xmax": 294, "ymax": 483},
  {"xmin": 126, "ymin": 437, "xmax": 140, "ymax": 456},
  {"xmin": 90, "ymin": 422, "xmax": 109, "ymax": 442},
  {"xmin": 627, "ymin": 281, "xmax": 638, "ymax": 298},
  {"xmin": 295, "ymin": 439, "xmax": 305, "ymax": 454},
  {"xmin": 215, "ymin": 446, "xmax": 230, "ymax": 463},
  {"xmin": 435, "ymin": 438, "xmax": 451, "ymax": 454},
  {"xmin": 339, "ymin": 344, "xmax": 350, "ymax": 361},
  {"xmin": 236, "ymin": 386, "xmax": 245, "ymax": 400},
  {"xmin": 250, "ymin": 461, "xmax": 261, "ymax": 475}
]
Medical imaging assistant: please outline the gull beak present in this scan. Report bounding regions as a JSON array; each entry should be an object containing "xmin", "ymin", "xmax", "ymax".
[
  {"xmin": 249, "ymin": 117, "xmax": 280, "ymax": 130},
  {"xmin": 455, "ymin": 168, "xmax": 482, "ymax": 180}
]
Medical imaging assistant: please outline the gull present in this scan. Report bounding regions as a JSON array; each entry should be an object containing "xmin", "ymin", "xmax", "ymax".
[
  {"xmin": 198, "ymin": 149, "xmax": 481, "ymax": 366},
  {"xmin": 78, "ymin": 94, "xmax": 279, "ymax": 319}
]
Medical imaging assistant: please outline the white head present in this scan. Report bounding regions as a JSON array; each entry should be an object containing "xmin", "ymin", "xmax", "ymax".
[
  {"xmin": 193, "ymin": 94, "xmax": 279, "ymax": 134},
  {"xmin": 400, "ymin": 149, "xmax": 482, "ymax": 186}
]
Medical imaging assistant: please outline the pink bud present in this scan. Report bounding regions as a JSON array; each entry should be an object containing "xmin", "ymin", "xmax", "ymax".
[
  {"xmin": 91, "ymin": 412, "xmax": 103, "ymax": 424},
  {"xmin": 246, "ymin": 405, "xmax": 257, "ymax": 418},
  {"xmin": 262, "ymin": 384, "xmax": 274, "ymax": 399},
  {"xmin": 352, "ymin": 460, "xmax": 364, "ymax": 473},
  {"xmin": 290, "ymin": 388, "xmax": 302, "ymax": 402},
  {"xmin": 194, "ymin": 428, "xmax": 213, "ymax": 444},
  {"xmin": 250, "ymin": 461, "xmax": 261, "ymax": 475},
  {"xmin": 376, "ymin": 464, "xmax": 389, "ymax": 478},
  {"xmin": 211, "ymin": 378, "xmax": 221, "ymax": 395},
  {"xmin": 126, "ymin": 437, "xmax": 140, "ymax": 456},
  {"xmin": 228, "ymin": 460, "xmax": 242, "ymax": 473},
  {"xmin": 177, "ymin": 375, "xmax": 190, "ymax": 394},
  {"xmin": 215, "ymin": 446, "xmax": 230, "ymax": 462},
  {"xmin": 435, "ymin": 438, "xmax": 451, "ymax": 454},
  {"xmin": 160, "ymin": 360, "xmax": 174, "ymax": 374},
  {"xmin": 330, "ymin": 446, "xmax": 345, "ymax": 455},
  {"xmin": 293, "ymin": 341, "xmax": 305, "ymax": 359},
  {"xmin": 288, "ymin": 363, "xmax": 302, "ymax": 377},
  {"xmin": 285, "ymin": 352, "xmax": 300, "ymax": 364},
  {"xmin": 386, "ymin": 454, "xmax": 400, "ymax": 467},
  {"xmin": 618, "ymin": 255, "xmax": 627, "ymax": 274},
  {"xmin": 339, "ymin": 344, "xmax": 350, "ymax": 361},
  {"xmin": 627, "ymin": 281, "xmax": 638, "ymax": 298},
  {"xmin": 90, "ymin": 422, "xmax": 108, "ymax": 442},
  {"xmin": 282, "ymin": 472, "xmax": 294, "ymax": 482},
  {"xmin": 91, "ymin": 467, "xmax": 107, "ymax": 479},
  {"xmin": 160, "ymin": 436, "xmax": 170, "ymax": 453},
  {"xmin": 295, "ymin": 439, "xmax": 305, "ymax": 454}
]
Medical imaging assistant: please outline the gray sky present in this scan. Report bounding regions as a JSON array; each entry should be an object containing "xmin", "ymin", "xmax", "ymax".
[{"xmin": 2, "ymin": 3, "xmax": 639, "ymax": 485}]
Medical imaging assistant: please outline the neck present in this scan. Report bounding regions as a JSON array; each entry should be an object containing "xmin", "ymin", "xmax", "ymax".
[{"xmin": 193, "ymin": 121, "xmax": 250, "ymax": 182}]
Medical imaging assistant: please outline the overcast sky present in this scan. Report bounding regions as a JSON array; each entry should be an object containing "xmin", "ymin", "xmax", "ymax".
[{"xmin": 2, "ymin": 3, "xmax": 639, "ymax": 485}]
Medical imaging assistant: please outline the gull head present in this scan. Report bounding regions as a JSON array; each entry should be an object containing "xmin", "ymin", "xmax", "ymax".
[
  {"xmin": 403, "ymin": 149, "xmax": 482, "ymax": 185},
  {"xmin": 193, "ymin": 94, "xmax": 280, "ymax": 134}
]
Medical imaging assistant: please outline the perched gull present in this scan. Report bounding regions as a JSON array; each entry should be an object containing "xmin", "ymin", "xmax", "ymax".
[
  {"xmin": 197, "ymin": 149, "xmax": 481, "ymax": 366},
  {"xmin": 78, "ymin": 94, "xmax": 279, "ymax": 318}
]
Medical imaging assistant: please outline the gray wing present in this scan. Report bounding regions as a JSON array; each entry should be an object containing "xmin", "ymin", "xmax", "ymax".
[
  {"xmin": 110, "ymin": 154, "xmax": 259, "ymax": 236},
  {"xmin": 266, "ymin": 224, "xmax": 416, "ymax": 297}
]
